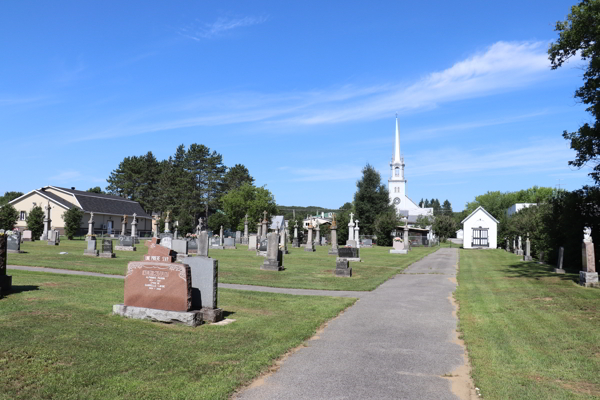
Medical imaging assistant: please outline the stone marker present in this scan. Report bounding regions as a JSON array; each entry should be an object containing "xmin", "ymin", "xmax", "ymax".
[
  {"xmin": 513, "ymin": 238, "xmax": 517, "ymax": 254},
  {"xmin": 554, "ymin": 246, "xmax": 565, "ymax": 274},
  {"xmin": 538, "ymin": 251, "xmax": 545, "ymax": 265},
  {"xmin": 261, "ymin": 232, "xmax": 283, "ymax": 271},
  {"xmin": 83, "ymin": 239, "xmax": 99, "ymax": 257},
  {"xmin": 523, "ymin": 235, "xmax": 532, "ymax": 261},
  {"xmin": 99, "ymin": 239, "xmax": 116, "ymax": 258},
  {"xmin": 257, "ymin": 221, "xmax": 262, "ymax": 240},
  {"xmin": 183, "ymin": 256, "xmax": 223, "ymax": 322},
  {"xmin": 47, "ymin": 230, "xmax": 59, "ymax": 246},
  {"xmin": 224, "ymin": 237, "xmax": 236, "ymax": 249},
  {"xmin": 362, "ymin": 238, "xmax": 373, "ymax": 248},
  {"xmin": 197, "ymin": 231, "xmax": 209, "ymax": 257},
  {"xmin": 517, "ymin": 236, "xmax": 523, "ymax": 256},
  {"xmin": 7, "ymin": 232, "xmax": 23, "ymax": 253},
  {"xmin": 328, "ymin": 216, "xmax": 338, "ymax": 255},
  {"xmin": 243, "ymin": 214, "xmax": 249, "ymax": 244},
  {"xmin": 235, "ymin": 231, "xmax": 241, "ymax": 244},
  {"xmin": 261, "ymin": 211, "xmax": 268, "ymax": 240},
  {"xmin": 390, "ymin": 238, "xmax": 407, "ymax": 254},
  {"xmin": 187, "ymin": 238, "xmax": 198, "ymax": 254},
  {"xmin": 248, "ymin": 234, "xmax": 257, "ymax": 251},
  {"xmin": 113, "ymin": 261, "xmax": 202, "ymax": 327},
  {"xmin": 257, "ymin": 238, "xmax": 268, "ymax": 256},
  {"xmin": 210, "ymin": 236, "xmax": 224, "ymax": 250},
  {"xmin": 346, "ymin": 213, "xmax": 355, "ymax": 247},
  {"xmin": 22, "ymin": 230, "xmax": 32, "ymax": 242},
  {"xmin": 131, "ymin": 213, "xmax": 138, "ymax": 241},
  {"xmin": 144, "ymin": 238, "xmax": 175, "ymax": 263},
  {"xmin": 280, "ymin": 227, "xmax": 289, "ymax": 254},
  {"xmin": 159, "ymin": 233, "xmax": 173, "ymax": 249},
  {"xmin": 116, "ymin": 235, "xmax": 136, "ymax": 251},
  {"xmin": 172, "ymin": 239, "xmax": 188, "ymax": 262},
  {"xmin": 0, "ymin": 234, "xmax": 12, "ymax": 297},
  {"xmin": 305, "ymin": 221, "xmax": 315, "ymax": 252},
  {"xmin": 354, "ymin": 220, "xmax": 361, "ymax": 249},
  {"xmin": 293, "ymin": 221, "xmax": 300, "ymax": 248},
  {"xmin": 338, "ymin": 247, "xmax": 361, "ymax": 262},
  {"xmin": 40, "ymin": 201, "xmax": 52, "ymax": 241},
  {"xmin": 579, "ymin": 227, "xmax": 599, "ymax": 287},
  {"xmin": 315, "ymin": 222, "xmax": 321, "ymax": 246},
  {"xmin": 334, "ymin": 258, "xmax": 352, "ymax": 277},
  {"xmin": 86, "ymin": 212, "xmax": 94, "ymax": 240}
]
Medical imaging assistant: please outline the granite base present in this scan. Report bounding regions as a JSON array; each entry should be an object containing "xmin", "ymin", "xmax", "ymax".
[
  {"xmin": 334, "ymin": 268, "xmax": 352, "ymax": 277},
  {"xmin": 390, "ymin": 249, "xmax": 408, "ymax": 254},
  {"xmin": 337, "ymin": 257, "xmax": 361, "ymax": 262},
  {"xmin": 328, "ymin": 248, "xmax": 338, "ymax": 255},
  {"xmin": 579, "ymin": 271, "xmax": 599, "ymax": 288},
  {"xmin": 261, "ymin": 260, "xmax": 283, "ymax": 271},
  {"xmin": 256, "ymin": 251, "xmax": 267, "ymax": 257},
  {"xmin": 113, "ymin": 304, "xmax": 203, "ymax": 327},
  {"xmin": 211, "ymin": 246, "xmax": 225, "ymax": 250},
  {"xmin": 224, "ymin": 246, "xmax": 236, "ymax": 249},
  {"xmin": 201, "ymin": 307, "xmax": 224, "ymax": 323},
  {"xmin": 523, "ymin": 256, "xmax": 532, "ymax": 261},
  {"xmin": 7, "ymin": 250, "xmax": 24, "ymax": 254},
  {"xmin": 0, "ymin": 275, "xmax": 12, "ymax": 292},
  {"xmin": 176, "ymin": 253, "xmax": 188, "ymax": 262},
  {"xmin": 554, "ymin": 268, "xmax": 565, "ymax": 274},
  {"xmin": 304, "ymin": 245, "xmax": 315, "ymax": 252},
  {"xmin": 83, "ymin": 250, "xmax": 99, "ymax": 257},
  {"xmin": 99, "ymin": 252, "xmax": 115, "ymax": 258},
  {"xmin": 115, "ymin": 246, "xmax": 136, "ymax": 251}
]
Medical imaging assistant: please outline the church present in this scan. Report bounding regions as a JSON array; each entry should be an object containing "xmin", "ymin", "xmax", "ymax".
[{"xmin": 388, "ymin": 117, "xmax": 433, "ymax": 224}]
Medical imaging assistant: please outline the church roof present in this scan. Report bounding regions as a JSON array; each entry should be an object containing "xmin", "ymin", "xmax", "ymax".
[
  {"xmin": 393, "ymin": 116, "xmax": 402, "ymax": 164},
  {"xmin": 461, "ymin": 206, "xmax": 499, "ymax": 224}
]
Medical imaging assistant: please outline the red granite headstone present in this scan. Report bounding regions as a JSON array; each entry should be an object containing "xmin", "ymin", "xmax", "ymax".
[
  {"xmin": 144, "ymin": 240, "xmax": 174, "ymax": 263},
  {"xmin": 124, "ymin": 261, "xmax": 191, "ymax": 311}
]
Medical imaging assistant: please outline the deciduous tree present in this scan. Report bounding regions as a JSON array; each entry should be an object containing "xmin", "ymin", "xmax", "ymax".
[
  {"xmin": 62, "ymin": 207, "xmax": 84, "ymax": 239},
  {"xmin": 0, "ymin": 204, "xmax": 19, "ymax": 230},
  {"xmin": 26, "ymin": 205, "xmax": 44, "ymax": 239}
]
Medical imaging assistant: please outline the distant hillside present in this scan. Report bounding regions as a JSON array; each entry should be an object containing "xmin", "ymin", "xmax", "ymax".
[{"xmin": 277, "ymin": 205, "xmax": 341, "ymax": 219}]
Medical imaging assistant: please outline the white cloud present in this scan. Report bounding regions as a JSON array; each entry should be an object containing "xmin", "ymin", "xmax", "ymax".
[
  {"xmin": 179, "ymin": 16, "xmax": 268, "ymax": 40},
  {"xmin": 281, "ymin": 166, "xmax": 363, "ymax": 182},
  {"xmin": 68, "ymin": 41, "xmax": 564, "ymax": 141}
]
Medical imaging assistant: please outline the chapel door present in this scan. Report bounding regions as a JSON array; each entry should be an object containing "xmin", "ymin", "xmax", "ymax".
[{"xmin": 107, "ymin": 220, "xmax": 113, "ymax": 234}]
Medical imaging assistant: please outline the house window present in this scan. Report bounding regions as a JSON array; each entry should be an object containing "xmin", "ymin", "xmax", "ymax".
[
  {"xmin": 20, "ymin": 211, "xmax": 26, "ymax": 221},
  {"xmin": 472, "ymin": 227, "xmax": 488, "ymax": 247}
]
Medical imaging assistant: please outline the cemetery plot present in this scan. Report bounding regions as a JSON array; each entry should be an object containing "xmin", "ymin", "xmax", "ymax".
[
  {"xmin": 0, "ymin": 270, "xmax": 354, "ymax": 400},
  {"xmin": 456, "ymin": 249, "xmax": 600, "ymax": 400}
]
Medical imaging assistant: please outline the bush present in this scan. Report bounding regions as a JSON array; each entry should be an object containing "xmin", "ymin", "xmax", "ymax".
[
  {"xmin": 62, "ymin": 207, "xmax": 84, "ymax": 240},
  {"xmin": 26, "ymin": 205, "xmax": 44, "ymax": 239},
  {"xmin": 0, "ymin": 204, "xmax": 19, "ymax": 230},
  {"xmin": 374, "ymin": 209, "xmax": 400, "ymax": 247}
]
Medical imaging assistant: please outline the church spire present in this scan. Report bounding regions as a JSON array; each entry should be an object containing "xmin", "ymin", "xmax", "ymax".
[{"xmin": 393, "ymin": 114, "xmax": 401, "ymax": 164}]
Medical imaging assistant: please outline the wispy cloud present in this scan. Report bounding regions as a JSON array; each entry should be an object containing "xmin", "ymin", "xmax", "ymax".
[
  {"xmin": 68, "ymin": 41, "xmax": 568, "ymax": 142},
  {"xmin": 280, "ymin": 166, "xmax": 363, "ymax": 182},
  {"xmin": 179, "ymin": 16, "xmax": 268, "ymax": 40}
]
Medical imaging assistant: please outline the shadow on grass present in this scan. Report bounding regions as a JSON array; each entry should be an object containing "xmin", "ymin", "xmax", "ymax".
[
  {"xmin": 222, "ymin": 310, "xmax": 236, "ymax": 318},
  {"xmin": 6, "ymin": 285, "xmax": 40, "ymax": 295},
  {"xmin": 502, "ymin": 261, "xmax": 579, "ymax": 284}
]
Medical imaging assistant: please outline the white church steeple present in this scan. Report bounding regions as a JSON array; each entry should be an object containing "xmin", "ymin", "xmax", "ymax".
[
  {"xmin": 389, "ymin": 115, "xmax": 405, "ymax": 181},
  {"xmin": 393, "ymin": 115, "xmax": 401, "ymax": 164}
]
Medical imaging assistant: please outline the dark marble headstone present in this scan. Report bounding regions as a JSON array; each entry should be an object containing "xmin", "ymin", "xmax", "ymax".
[
  {"xmin": 187, "ymin": 239, "xmax": 198, "ymax": 252},
  {"xmin": 338, "ymin": 247, "xmax": 360, "ymax": 259},
  {"xmin": 0, "ymin": 235, "xmax": 11, "ymax": 295},
  {"xmin": 259, "ymin": 239, "xmax": 268, "ymax": 252},
  {"xmin": 7, "ymin": 233, "xmax": 21, "ymax": 253},
  {"xmin": 99, "ymin": 239, "xmax": 115, "ymax": 258}
]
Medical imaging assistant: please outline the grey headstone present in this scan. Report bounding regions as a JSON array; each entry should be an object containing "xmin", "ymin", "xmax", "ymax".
[
  {"xmin": 363, "ymin": 239, "xmax": 373, "ymax": 246},
  {"xmin": 102, "ymin": 239, "xmax": 113, "ymax": 253},
  {"xmin": 87, "ymin": 240, "xmax": 96, "ymax": 251},
  {"xmin": 235, "ymin": 231, "xmax": 241, "ymax": 242},
  {"xmin": 184, "ymin": 256, "xmax": 219, "ymax": 310},
  {"xmin": 334, "ymin": 259, "xmax": 352, "ymax": 277},
  {"xmin": 172, "ymin": 239, "xmax": 188, "ymax": 255},
  {"xmin": 119, "ymin": 236, "xmax": 134, "ymax": 247},
  {"xmin": 224, "ymin": 237, "xmax": 235, "ymax": 247},
  {"xmin": 160, "ymin": 236, "xmax": 172, "ymax": 249},
  {"xmin": 259, "ymin": 239, "xmax": 268, "ymax": 252},
  {"xmin": 7, "ymin": 233, "xmax": 21, "ymax": 252},
  {"xmin": 554, "ymin": 246, "xmax": 565, "ymax": 274},
  {"xmin": 187, "ymin": 239, "xmax": 198, "ymax": 251},
  {"xmin": 248, "ymin": 235, "xmax": 257, "ymax": 250},
  {"xmin": 338, "ymin": 247, "xmax": 360, "ymax": 259},
  {"xmin": 197, "ymin": 231, "xmax": 209, "ymax": 257},
  {"xmin": 261, "ymin": 233, "xmax": 283, "ymax": 271}
]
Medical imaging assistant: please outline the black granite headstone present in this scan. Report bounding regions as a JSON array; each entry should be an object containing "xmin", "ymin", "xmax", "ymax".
[{"xmin": 102, "ymin": 239, "xmax": 113, "ymax": 253}]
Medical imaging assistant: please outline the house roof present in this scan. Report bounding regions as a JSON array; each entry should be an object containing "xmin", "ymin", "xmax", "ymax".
[{"xmin": 461, "ymin": 206, "xmax": 499, "ymax": 224}]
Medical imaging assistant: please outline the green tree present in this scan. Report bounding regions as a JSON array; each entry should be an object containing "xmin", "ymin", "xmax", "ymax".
[
  {"xmin": 106, "ymin": 151, "xmax": 161, "ymax": 211},
  {"xmin": 0, "ymin": 204, "xmax": 19, "ymax": 230},
  {"xmin": 86, "ymin": 187, "xmax": 105, "ymax": 194},
  {"xmin": 354, "ymin": 164, "xmax": 394, "ymax": 235},
  {"xmin": 184, "ymin": 144, "xmax": 227, "ymax": 220},
  {"xmin": 26, "ymin": 205, "xmax": 44, "ymax": 239},
  {"xmin": 374, "ymin": 209, "xmax": 400, "ymax": 246},
  {"xmin": 432, "ymin": 215, "xmax": 458, "ymax": 242},
  {"xmin": 222, "ymin": 164, "xmax": 254, "ymax": 194},
  {"xmin": 549, "ymin": 0, "xmax": 600, "ymax": 184},
  {"xmin": 415, "ymin": 215, "xmax": 432, "ymax": 229},
  {"xmin": 441, "ymin": 200, "xmax": 452, "ymax": 215},
  {"xmin": 207, "ymin": 212, "xmax": 229, "ymax": 233},
  {"xmin": 0, "ymin": 191, "xmax": 23, "ymax": 206},
  {"xmin": 62, "ymin": 207, "xmax": 84, "ymax": 240},
  {"xmin": 221, "ymin": 183, "xmax": 278, "ymax": 232}
]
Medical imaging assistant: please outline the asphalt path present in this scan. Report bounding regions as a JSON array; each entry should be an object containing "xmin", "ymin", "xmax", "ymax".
[{"xmin": 235, "ymin": 248, "xmax": 465, "ymax": 400}]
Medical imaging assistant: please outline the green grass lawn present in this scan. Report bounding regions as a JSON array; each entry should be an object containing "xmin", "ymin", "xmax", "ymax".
[
  {"xmin": 0, "ymin": 270, "xmax": 355, "ymax": 400},
  {"xmin": 456, "ymin": 249, "xmax": 600, "ymax": 400},
  {"xmin": 8, "ymin": 240, "xmax": 440, "ymax": 291}
]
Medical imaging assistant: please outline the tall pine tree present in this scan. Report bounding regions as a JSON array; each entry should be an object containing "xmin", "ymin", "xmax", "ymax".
[{"xmin": 353, "ymin": 164, "xmax": 395, "ymax": 235}]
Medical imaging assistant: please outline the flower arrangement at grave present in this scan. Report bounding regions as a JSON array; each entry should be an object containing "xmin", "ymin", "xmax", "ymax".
[
  {"xmin": 393, "ymin": 237, "xmax": 403, "ymax": 242},
  {"xmin": 86, "ymin": 234, "xmax": 96, "ymax": 239},
  {"xmin": 186, "ymin": 233, "xmax": 197, "ymax": 239}
]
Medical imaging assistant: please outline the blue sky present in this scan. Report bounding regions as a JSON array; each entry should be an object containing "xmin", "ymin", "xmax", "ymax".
[{"xmin": 0, "ymin": 1, "xmax": 593, "ymax": 211}]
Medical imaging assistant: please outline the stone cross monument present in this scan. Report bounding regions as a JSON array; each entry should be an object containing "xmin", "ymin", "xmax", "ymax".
[
  {"xmin": 354, "ymin": 220, "xmax": 360, "ymax": 248},
  {"xmin": 41, "ymin": 201, "xmax": 52, "ymax": 240},
  {"xmin": 243, "ymin": 214, "xmax": 249, "ymax": 244},
  {"xmin": 131, "ymin": 213, "xmax": 138, "ymax": 238},
  {"xmin": 347, "ymin": 213, "xmax": 355, "ymax": 246},
  {"xmin": 523, "ymin": 234, "xmax": 532, "ymax": 261},
  {"xmin": 328, "ymin": 213, "xmax": 338, "ymax": 255},
  {"xmin": 164, "ymin": 211, "xmax": 171, "ymax": 233},
  {"xmin": 293, "ymin": 221, "xmax": 299, "ymax": 248},
  {"xmin": 579, "ymin": 227, "xmax": 598, "ymax": 287},
  {"xmin": 121, "ymin": 215, "xmax": 128, "ymax": 236},
  {"xmin": 305, "ymin": 220, "xmax": 315, "ymax": 252},
  {"xmin": 261, "ymin": 211, "xmax": 268, "ymax": 240},
  {"xmin": 86, "ymin": 212, "xmax": 94, "ymax": 240},
  {"xmin": 315, "ymin": 221, "xmax": 321, "ymax": 246}
]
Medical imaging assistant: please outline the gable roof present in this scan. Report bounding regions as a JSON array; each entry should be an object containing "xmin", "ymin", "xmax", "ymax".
[
  {"xmin": 461, "ymin": 206, "xmax": 499, "ymax": 224},
  {"xmin": 8, "ymin": 189, "xmax": 78, "ymax": 210}
]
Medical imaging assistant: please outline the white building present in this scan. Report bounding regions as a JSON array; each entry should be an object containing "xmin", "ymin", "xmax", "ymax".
[
  {"xmin": 461, "ymin": 206, "xmax": 498, "ymax": 249},
  {"xmin": 456, "ymin": 229, "xmax": 463, "ymax": 239},
  {"xmin": 388, "ymin": 117, "xmax": 433, "ymax": 221},
  {"xmin": 506, "ymin": 203, "xmax": 537, "ymax": 217}
]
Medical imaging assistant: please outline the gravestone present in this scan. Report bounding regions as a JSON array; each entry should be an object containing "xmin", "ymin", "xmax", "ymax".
[
  {"xmin": 538, "ymin": 251, "xmax": 545, "ymax": 265},
  {"xmin": 315, "ymin": 223, "xmax": 321, "ymax": 246},
  {"xmin": 187, "ymin": 238, "xmax": 198, "ymax": 254},
  {"xmin": 83, "ymin": 239, "xmax": 99, "ymax": 256},
  {"xmin": 47, "ymin": 230, "xmax": 58, "ymax": 246},
  {"xmin": 293, "ymin": 222, "xmax": 299, "ymax": 248},
  {"xmin": 171, "ymin": 239, "xmax": 188, "ymax": 262},
  {"xmin": 362, "ymin": 238, "xmax": 373, "ymax": 248},
  {"xmin": 0, "ymin": 234, "xmax": 12, "ymax": 297},
  {"xmin": 338, "ymin": 247, "xmax": 361, "ymax": 262},
  {"xmin": 183, "ymin": 256, "xmax": 223, "ymax": 322},
  {"xmin": 7, "ymin": 232, "xmax": 23, "ymax": 253},
  {"xmin": 159, "ymin": 233, "xmax": 173, "ymax": 250},
  {"xmin": 261, "ymin": 233, "xmax": 283, "ymax": 271},
  {"xmin": 197, "ymin": 231, "xmax": 209, "ymax": 258},
  {"xmin": 224, "ymin": 237, "xmax": 236, "ymax": 249},
  {"xmin": 305, "ymin": 223, "xmax": 315, "ymax": 252},
  {"xmin": 334, "ymin": 259, "xmax": 352, "ymax": 277},
  {"xmin": 236, "ymin": 231, "xmax": 241, "ymax": 244},
  {"xmin": 280, "ymin": 228, "xmax": 289, "ymax": 254},
  {"xmin": 210, "ymin": 237, "xmax": 224, "ymax": 250},
  {"xmin": 243, "ymin": 215, "xmax": 249, "ymax": 245},
  {"xmin": 390, "ymin": 239, "xmax": 407, "ymax": 254},
  {"xmin": 257, "ymin": 238, "xmax": 268, "ymax": 256},
  {"xmin": 346, "ymin": 213, "xmax": 355, "ymax": 246},
  {"xmin": 320, "ymin": 236, "xmax": 327, "ymax": 246},
  {"xmin": 523, "ymin": 236, "xmax": 532, "ymax": 261},
  {"xmin": 112, "ymin": 261, "xmax": 202, "ymax": 327},
  {"xmin": 22, "ymin": 230, "xmax": 32, "ymax": 242},
  {"xmin": 116, "ymin": 235, "xmax": 136, "ymax": 251},
  {"xmin": 248, "ymin": 235, "xmax": 257, "ymax": 251},
  {"xmin": 328, "ymin": 224, "xmax": 338, "ymax": 255},
  {"xmin": 144, "ymin": 238, "xmax": 175, "ymax": 263},
  {"xmin": 40, "ymin": 201, "xmax": 52, "ymax": 241},
  {"xmin": 554, "ymin": 246, "xmax": 565, "ymax": 274},
  {"xmin": 579, "ymin": 227, "xmax": 598, "ymax": 287},
  {"xmin": 99, "ymin": 239, "xmax": 116, "ymax": 258}
]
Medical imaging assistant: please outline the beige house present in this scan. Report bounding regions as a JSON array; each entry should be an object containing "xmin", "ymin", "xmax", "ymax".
[{"xmin": 9, "ymin": 186, "xmax": 152, "ymax": 236}]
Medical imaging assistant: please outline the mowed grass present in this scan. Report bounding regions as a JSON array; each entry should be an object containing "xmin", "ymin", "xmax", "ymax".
[
  {"xmin": 8, "ymin": 240, "xmax": 440, "ymax": 291},
  {"xmin": 456, "ymin": 249, "xmax": 600, "ymax": 400},
  {"xmin": 0, "ymin": 270, "xmax": 355, "ymax": 400}
]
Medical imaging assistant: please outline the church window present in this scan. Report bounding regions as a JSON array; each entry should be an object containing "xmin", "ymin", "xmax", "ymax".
[
  {"xmin": 20, "ymin": 211, "xmax": 26, "ymax": 220},
  {"xmin": 472, "ymin": 228, "xmax": 488, "ymax": 247},
  {"xmin": 395, "ymin": 167, "xmax": 400, "ymax": 176}
]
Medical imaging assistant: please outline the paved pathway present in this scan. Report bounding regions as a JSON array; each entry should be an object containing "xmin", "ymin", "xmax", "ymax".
[
  {"xmin": 7, "ymin": 265, "xmax": 367, "ymax": 298},
  {"xmin": 235, "ymin": 248, "xmax": 465, "ymax": 400}
]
